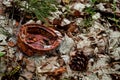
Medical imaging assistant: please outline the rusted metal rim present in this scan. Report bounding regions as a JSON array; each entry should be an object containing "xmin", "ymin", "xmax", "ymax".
[{"xmin": 17, "ymin": 23, "xmax": 62, "ymax": 56}]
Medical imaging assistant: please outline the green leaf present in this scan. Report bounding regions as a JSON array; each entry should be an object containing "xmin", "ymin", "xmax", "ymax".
[
  {"xmin": 0, "ymin": 52, "xmax": 5, "ymax": 57},
  {"xmin": 90, "ymin": 0, "xmax": 97, "ymax": 3}
]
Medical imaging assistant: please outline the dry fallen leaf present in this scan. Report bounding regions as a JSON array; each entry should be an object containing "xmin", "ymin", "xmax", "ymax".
[
  {"xmin": 15, "ymin": 21, "xmax": 19, "ymax": 27},
  {"xmin": 72, "ymin": 10, "xmax": 81, "ymax": 17},
  {"xmin": 21, "ymin": 71, "xmax": 33, "ymax": 80},
  {"xmin": 53, "ymin": 18, "xmax": 61, "ymax": 25},
  {"xmin": 62, "ymin": 0, "xmax": 70, "ymax": 4},
  {"xmin": 67, "ymin": 22, "xmax": 78, "ymax": 37},
  {"xmin": 48, "ymin": 67, "xmax": 66, "ymax": 76},
  {"xmin": 26, "ymin": 62, "xmax": 35, "ymax": 72},
  {"xmin": 0, "ymin": 7, "xmax": 4, "ymax": 15},
  {"xmin": 8, "ymin": 41, "xmax": 16, "ymax": 47},
  {"xmin": 37, "ymin": 57, "xmax": 60, "ymax": 73}
]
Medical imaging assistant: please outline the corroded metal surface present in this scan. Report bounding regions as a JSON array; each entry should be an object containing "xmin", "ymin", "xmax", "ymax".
[{"xmin": 17, "ymin": 24, "xmax": 62, "ymax": 56}]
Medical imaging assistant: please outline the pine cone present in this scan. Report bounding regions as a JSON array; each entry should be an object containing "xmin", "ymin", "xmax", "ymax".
[{"xmin": 69, "ymin": 51, "xmax": 88, "ymax": 71}]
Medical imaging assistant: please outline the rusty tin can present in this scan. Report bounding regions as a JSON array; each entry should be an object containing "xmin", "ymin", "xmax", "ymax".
[{"xmin": 17, "ymin": 23, "xmax": 62, "ymax": 56}]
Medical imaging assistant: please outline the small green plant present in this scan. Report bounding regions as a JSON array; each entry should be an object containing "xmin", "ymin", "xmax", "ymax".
[
  {"xmin": 82, "ymin": 0, "xmax": 98, "ymax": 29},
  {"xmin": 85, "ymin": 0, "xmax": 96, "ymax": 16},
  {"xmin": 83, "ymin": 17, "xmax": 93, "ymax": 27},
  {"xmin": 90, "ymin": 0, "xmax": 97, "ymax": 4},
  {"xmin": 111, "ymin": 0, "xmax": 120, "ymax": 28},
  {"xmin": 84, "ymin": 7, "xmax": 96, "ymax": 16},
  {"xmin": 13, "ymin": 0, "xmax": 57, "ymax": 22},
  {"xmin": 83, "ymin": 7, "xmax": 95, "ymax": 28},
  {"xmin": 79, "ymin": 17, "xmax": 94, "ymax": 29},
  {"xmin": 0, "ymin": 52, "xmax": 5, "ymax": 57}
]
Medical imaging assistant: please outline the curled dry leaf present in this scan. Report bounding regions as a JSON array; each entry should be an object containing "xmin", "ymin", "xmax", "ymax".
[
  {"xmin": 53, "ymin": 18, "xmax": 62, "ymax": 25},
  {"xmin": 70, "ymin": 7, "xmax": 85, "ymax": 18},
  {"xmin": 48, "ymin": 67, "xmax": 66, "ymax": 76},
  {"xmin": 8, "ymin": 41, "xmax": 15, "ymax": 47},
  {"xmin": 72, "ymin": 10, "xmax": 81, "ymax": 17},
  {"xmin": 67, "ymin": 22, "xmax": 78, "ymax": 37}
]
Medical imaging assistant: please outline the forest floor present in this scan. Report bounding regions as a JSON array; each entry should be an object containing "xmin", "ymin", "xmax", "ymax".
[{"xmin": 0, "ymin": 0, "xmax": 120, "ymax": 80}]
